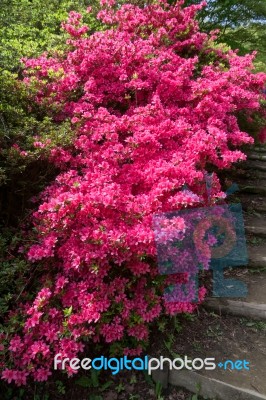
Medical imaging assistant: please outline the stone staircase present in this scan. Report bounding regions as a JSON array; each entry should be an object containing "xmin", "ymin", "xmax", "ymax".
[{"xmin": 153, "ymin": 144, "xmax": 266, "ymax": 400}]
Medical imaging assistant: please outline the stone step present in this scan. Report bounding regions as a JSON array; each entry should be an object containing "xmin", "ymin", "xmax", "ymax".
[
  {"xmin": 205, "ymin": 299, "xmax": 266, "ymax": 320},
  {"xmin": 248, "ymin": 153, "xmax": 266, "ymax": 162},
  {"xmin": 204, "ymin": 270, "xmax": 266, "ymax": 320},
  {"xmin": 239, "ymin": 161, "xmax": 266, "ymax": 172},
  {"xmin": 253, "ymin": 147, "xmax": 266, "ymax": 153},
  {"xmin": 235, "ymin": 195, "xmax": 266, "ymax": 214},
  {"xmin": 245, "ymin": 216, "xmax": 266, "ymax": 237},
  {"xmin": 152, "ymin": 310, "xmax": 266, "ymax": 400},
  {"xmin": 239, "ymin": 185, "xmax": 266, "ymax": 196},
  {"xmin": 235, "ymin": 170, "xmax": 266, "ymax": 180},
  {"xmin": 169, "ymin": 370, "xmax": 266, "ymax": 400},
  {"xmin": 248, "ymin": 244, "xmax": 266, "ymax": 269},
  {"xmin": 229, "ymin": 169, "xmax": 266, "ymax": 189}
]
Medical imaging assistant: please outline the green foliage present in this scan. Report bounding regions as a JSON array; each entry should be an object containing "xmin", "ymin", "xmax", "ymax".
[
  {"xmin": 184, "ymin": 0, "xmax": 266, "ymax": 70},
  {"xmin": 0, "ymin": 228, "xmax": 30, "ymax": 319},
  {"xmin": 185, "ymin": 0, "xmax": 266, "ymax": 30},
  {"xmin": 240, "ymin": 318, "xmax": 266, "ymax": 331},
  {"xmin": 0, "ymin": 0, "xmax": 102, "ymax": 226},
  {"xmin": 89, "ymin": 395, "xmax": 103, "ymax": 400},
  {"xmin": 76, "ymin": 375, "xmax": 94, "ymax": 388},
  {"xmin": 75, "ymin": 371, "xmax": 113, "ymax": 400},
  {"xmin": 55, "ymin": 380, "xmax": 66, "ymax": 395},
  {"xmin": 0, "ymin": 0, "xmax": 100, "ymax": 72},
  {"xmin": 115, "ymin": 382, "xmax": 125, "ymax": 393},
  {"xmin": 155, "ymin": 381, "xmax": 164, "ymax": 400}
]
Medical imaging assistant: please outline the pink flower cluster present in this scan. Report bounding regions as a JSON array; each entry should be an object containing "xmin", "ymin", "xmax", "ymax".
[{"xmin": 2, "ymin": 0, "xmax": 266, "ymax": 385}]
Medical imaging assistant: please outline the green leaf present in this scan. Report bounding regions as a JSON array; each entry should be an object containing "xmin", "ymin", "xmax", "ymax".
[
  {"xmin": 91, "ymin": 369, "xmax": 100, "ymax": 388},
  {"xmin": 142, "ymin": 370, "xmax": 154, "ymax": 387},
  {"xmin": 75, "ymin": 376, "xmax": 92, "ymax": 388},
  {"xmin": 63, "ymin": 305, "xmax": 72, "ymax": 317},
  {"xmin": 89, "ymin": 395, "xmax": 103, "ymax": 400},
  {"xmin": 99, "ymin": 381, "xmax": 113, "ymax": 391}
]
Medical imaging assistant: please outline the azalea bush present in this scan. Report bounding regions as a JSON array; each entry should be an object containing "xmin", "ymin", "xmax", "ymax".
[{"xmin": 1, "ymin": 0, "xmax": 266, "ymax": 386}]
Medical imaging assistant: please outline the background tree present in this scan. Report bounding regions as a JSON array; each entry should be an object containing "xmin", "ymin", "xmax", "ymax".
[
  {"xmin": 184, "ymin": 0, "xmax": 266, "ymax": 70},
  {"xmin": 0, "ymin": 0, "xmax": 101, "ymax": 72},
  {"xmin": 0, "ymin": 0, "xmax": 101, "ymax": 225}
]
